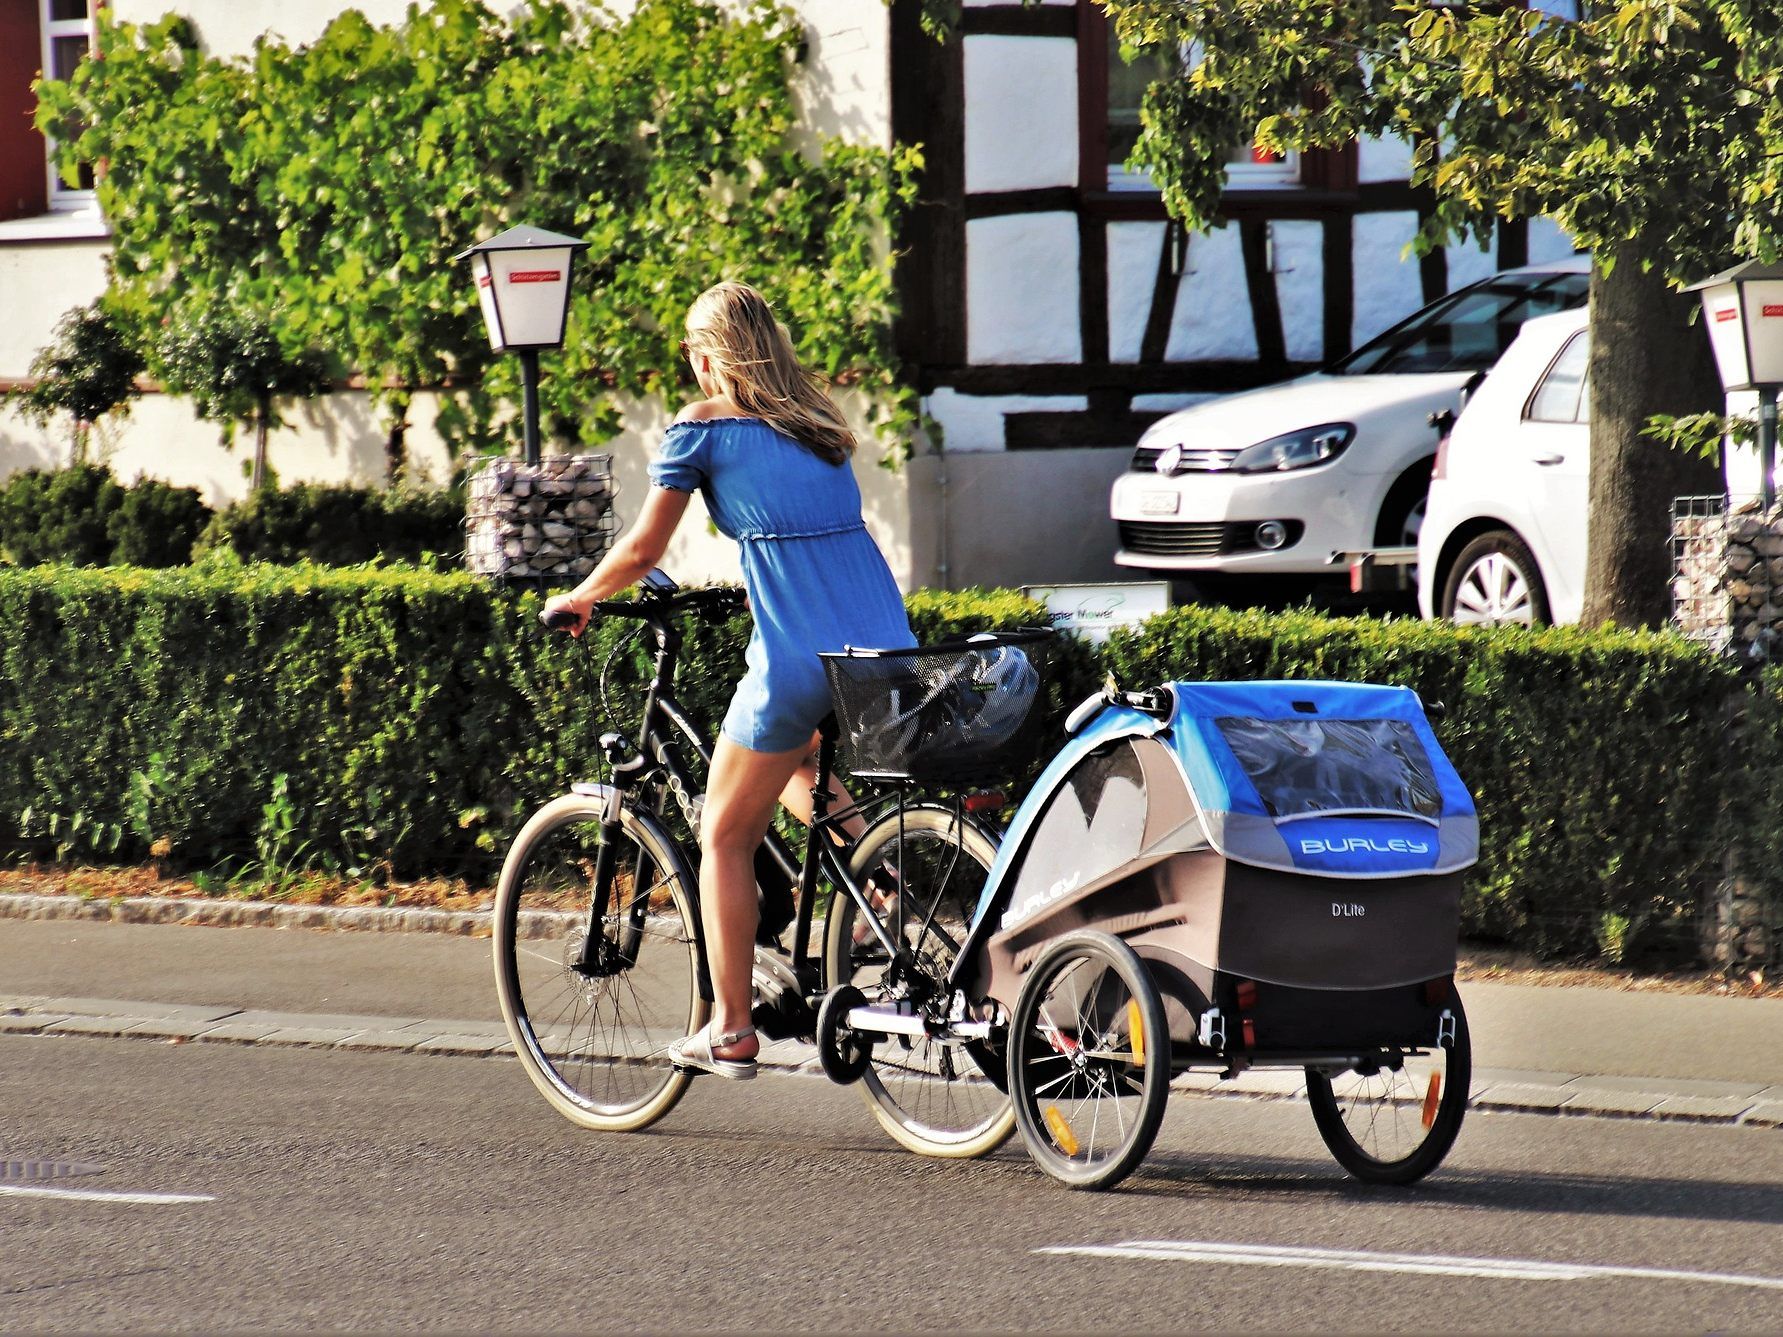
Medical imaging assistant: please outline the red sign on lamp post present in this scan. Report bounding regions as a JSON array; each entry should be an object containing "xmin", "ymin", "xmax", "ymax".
[
  {"xmin": 1689, "ymin": 260, "xmax": 1783, "ymax": 507},
  {"xmin": 454, "ymin": 225, "xmax": 591, "ymax": 466}
]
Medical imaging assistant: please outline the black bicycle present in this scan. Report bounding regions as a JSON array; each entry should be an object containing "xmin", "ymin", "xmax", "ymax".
[{"xmin": 493, "ymin": 570, "xmax": 1043, "ymax": 1158}]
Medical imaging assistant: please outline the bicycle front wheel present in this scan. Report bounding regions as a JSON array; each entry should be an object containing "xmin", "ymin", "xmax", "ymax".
[
  {"xmin": 494, "ymin": 792, "xmax": 706, "ymax": 1132},
  {"xmin": 823, "ymin": 805, "xmax": 1015, "ymax": 1159}
]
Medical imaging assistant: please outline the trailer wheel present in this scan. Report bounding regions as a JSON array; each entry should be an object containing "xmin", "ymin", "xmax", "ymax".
[
  {"xmin": 1007, "ymin": 931, "xmax": 1171, "ymax": 1191},
  {"xmin": 1305, "ymin": 996, "xmax": 1471, "ymax": 1185}
]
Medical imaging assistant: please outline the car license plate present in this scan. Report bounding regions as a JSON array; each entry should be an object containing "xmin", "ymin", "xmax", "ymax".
[{"xmin": 1140, "ymin": 491, "xmax": 1179, "ymax": 516}]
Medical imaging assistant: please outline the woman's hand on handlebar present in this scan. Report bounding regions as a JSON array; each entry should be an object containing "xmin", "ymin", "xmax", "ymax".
[{"xmin": 541, "ymin": 592, "xmax": 594, "ymax": 638}]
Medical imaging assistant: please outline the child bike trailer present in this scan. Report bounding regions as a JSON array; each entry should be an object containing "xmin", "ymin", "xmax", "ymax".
[{"xmin": 965, "ymin": 680, "xmax": 1479, "ymax": 1190}]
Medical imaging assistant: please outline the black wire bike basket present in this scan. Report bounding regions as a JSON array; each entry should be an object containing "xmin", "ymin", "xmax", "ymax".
[{"xmin": 821, "ymin": 629, "xmax": 1054, "ymax": 783}]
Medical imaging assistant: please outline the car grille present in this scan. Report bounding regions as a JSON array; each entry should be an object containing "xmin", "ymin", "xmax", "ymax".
[
  {"xmin": 1131, "ymin": 444, "xmax": 1244, "ymax": 473},
  {"xmin": 1118, "ymin": 520, "xmax": 1305, "ymax": 557}
]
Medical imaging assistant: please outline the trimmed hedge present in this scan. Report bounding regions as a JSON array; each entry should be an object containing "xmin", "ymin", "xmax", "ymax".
[
  {"xmin": 0, "ymin": 467, "xmax": 465, "ymax": 569},
  {"xmin": 0, "ymin": 568, "xmax": 1076, "ymax": 885},
  {"xmin": 0, "ymin": 566, "xmax": 1758, "ymax": 960},
  {"xmin": 0, "ymin": 466, "xmax": 209, "ymax": 568},
  {"xmin": 196, "ymin": 485, "xmax": 465, "ymax": 567}
]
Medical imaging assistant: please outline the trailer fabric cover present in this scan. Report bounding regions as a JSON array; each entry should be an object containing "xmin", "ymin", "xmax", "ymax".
[
  {"xmin": 997, "ymin": 734, "xmax": 1208, "ymax": 934},
  {"xmin": 1164, "ymin": 680, "xmax": 1477, "ymax": 879}
]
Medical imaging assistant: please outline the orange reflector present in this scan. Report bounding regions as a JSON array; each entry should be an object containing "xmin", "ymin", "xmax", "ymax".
[
  {"xmin": 1044, "ymin": 1105, "xmax": 1080, "ymax": 1156},
  {"xmin": 1421, "ymin": 1072, "xmax": 1443, "ymax": 1129},
  {"xmin": 1127, "ymin": 1000, "xmax": 1146, "ymax": 1065}
]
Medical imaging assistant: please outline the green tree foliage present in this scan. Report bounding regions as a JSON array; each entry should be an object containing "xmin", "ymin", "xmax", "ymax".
[
  {"xmin": 8, "ymin": 302, "xmax": 143, "ymax": 465},
  {"xmin": 1100, "ymin": 0, "xmax": 1782, "ymax": 624},
  {"xmin": 35, "ymin": 0, "xmax": 921, "ymax": 461},
  {"xmin": 156, "ymin": 307, "xmax": 332, "ymax": 490}
]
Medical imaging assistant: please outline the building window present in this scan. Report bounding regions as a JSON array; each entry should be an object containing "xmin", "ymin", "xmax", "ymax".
[
  {"xmin": 1103, "ymin": 37, "xmax": 1299, "ymax": 193},
  {"xmin": 40, "ymin": 0, "xmax": 97, "ymax": 212}
]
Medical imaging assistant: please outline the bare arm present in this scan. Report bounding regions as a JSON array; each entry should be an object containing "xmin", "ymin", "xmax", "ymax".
[{"xmin": 543, "ymin": 486, "xmax": 692, "ymax": 634}]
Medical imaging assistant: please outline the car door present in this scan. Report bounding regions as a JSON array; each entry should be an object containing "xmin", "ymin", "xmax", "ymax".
[{"xmin": 1518, "ymin": 330, "xmax": 1592, "ymax": 617}]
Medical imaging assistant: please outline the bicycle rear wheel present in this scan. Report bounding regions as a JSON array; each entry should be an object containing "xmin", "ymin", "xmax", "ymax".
[
  {"xmin": 823, "ymin": 805, "xmax": 1015, "ymax": 1159},
  {"xmin": 494, "ymin": 792, "xmax": 706, "ymax": 1132}
]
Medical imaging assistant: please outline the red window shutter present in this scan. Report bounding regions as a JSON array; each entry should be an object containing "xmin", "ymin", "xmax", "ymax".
[{"xmin": 0, "ymin": 0, "xmax": 49, "ymax": 221}]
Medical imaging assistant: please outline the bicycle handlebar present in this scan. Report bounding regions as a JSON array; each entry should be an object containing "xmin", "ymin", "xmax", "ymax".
[{"xmin": 539, "ymin": 584, "xmax": 746, "ymax": 632}]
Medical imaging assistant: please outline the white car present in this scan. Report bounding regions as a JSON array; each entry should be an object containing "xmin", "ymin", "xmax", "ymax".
[
  {"xmin": 1418, "ymin": 308, "xmax": 1591, "ymax": 625},
  {"xmin": 1111, "ymin": 258, "xmax": 1590, "ymax": 579}
]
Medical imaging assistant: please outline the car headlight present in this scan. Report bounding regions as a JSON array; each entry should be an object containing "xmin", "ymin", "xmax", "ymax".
[{"xmin": 1229, "ymin": 423, "xmax": 1355, "ymax": 473}]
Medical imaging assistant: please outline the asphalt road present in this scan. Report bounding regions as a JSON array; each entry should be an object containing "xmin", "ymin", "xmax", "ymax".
[{"xmin": 3, "ymin": 1033, "xmax": 1780, "ymax": 1333}]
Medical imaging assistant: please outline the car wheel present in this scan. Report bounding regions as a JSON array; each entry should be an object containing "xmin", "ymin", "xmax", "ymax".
[
  {"xmin": 1374, "ymin": 459, "xmax": 1434, "ymax": 549},
  {"xmin": 1440, "ymin": 531, "xmax": 1550, "ymax": 627}
]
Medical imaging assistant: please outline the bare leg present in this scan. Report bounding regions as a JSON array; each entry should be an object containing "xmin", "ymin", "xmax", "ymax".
[
  {"xmin": 776, "ymin": 731, "xmax": 869, "ymax": 844},
  {"xmin": 776, "ymin": 733, "xmax": 898, "ymax": 942},
  {"xmin": 699, "ymin": 735, "xmax": 810, "ymax": 1060}
]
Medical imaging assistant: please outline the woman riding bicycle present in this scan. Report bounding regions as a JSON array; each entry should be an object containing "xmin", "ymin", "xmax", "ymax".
[{"xmin": 542, "ymin": 281, "xmax": 915, "ymax": 1080}]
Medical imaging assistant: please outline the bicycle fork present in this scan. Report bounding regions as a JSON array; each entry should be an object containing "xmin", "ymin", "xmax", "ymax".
[{"xmin": 573, "ymin": 734, "xmax": 653, "ymax": 976}]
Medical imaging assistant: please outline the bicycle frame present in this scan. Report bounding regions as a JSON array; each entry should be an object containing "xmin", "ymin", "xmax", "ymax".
[{"xmin": 575, "ymin": 602, "xmax": 915, "ymax": 1004}]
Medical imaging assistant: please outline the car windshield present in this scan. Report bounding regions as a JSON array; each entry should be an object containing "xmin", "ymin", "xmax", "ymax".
[{"xmin": 1329, "ymin": 270, "xmax": 1590, "ymax": 375}]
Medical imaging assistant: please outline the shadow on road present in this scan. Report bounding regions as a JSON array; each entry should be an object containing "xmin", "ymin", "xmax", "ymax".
[{"xmin": 1123, "ymin": 1149, "xmax": 1783, "ymax": 1227}]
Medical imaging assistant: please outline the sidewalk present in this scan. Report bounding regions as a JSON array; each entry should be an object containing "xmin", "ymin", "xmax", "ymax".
[{"xmin": 2, "ymin": 905, "xmax": 1780, "ymax": 1128}]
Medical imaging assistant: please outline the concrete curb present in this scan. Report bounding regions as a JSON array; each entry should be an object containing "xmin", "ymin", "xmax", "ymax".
[
  {"xmin": 0, "ymin": 891, "xmax": 495, "ymax": 936},
  {"xmin": 2, "ymin": 990, "xmax": 1778, "ymax": 1130}
]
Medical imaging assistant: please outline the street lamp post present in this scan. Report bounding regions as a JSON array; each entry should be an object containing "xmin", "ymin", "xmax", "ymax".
[
  {"xmin": 454, "ymin": 224, "xmax": 591, "ymax": 466},
  {"xmin": 1688, "ymin": 260, "xmax": 1783, "ymax": 509}
]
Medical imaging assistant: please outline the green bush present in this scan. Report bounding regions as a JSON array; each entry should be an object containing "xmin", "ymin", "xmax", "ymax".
[
  {"xmin": 0, "ymin": 567, "xmax": 1758, "ymax": 962},
  {"xmin": 106, "ymin": 479, "xmax": 212, "ymax": 567},
  {"xmin": 0, "ymin": 567, "xmax": 1052, "ymax": 881},
  {"xmin": 0, "ymin": 466, "xmax": 208, "ymax": 568},
  {"xmin": 196, "ymin": 485, "xmax": 465, "ymax": 566}
]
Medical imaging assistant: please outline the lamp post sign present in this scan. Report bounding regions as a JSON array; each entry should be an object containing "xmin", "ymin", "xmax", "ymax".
[
  {"xmin": 455, "ymin": 224, "xmax": 590, "ymax": 466},
  {"xmin": 1688, "ymin": 259, "xmax": 1783, "ymax": 507}
]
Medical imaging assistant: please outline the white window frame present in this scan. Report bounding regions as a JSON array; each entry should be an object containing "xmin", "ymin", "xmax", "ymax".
[{"xmin": 40, "ymin": 0, "xmax": 99, "ymax": 215}]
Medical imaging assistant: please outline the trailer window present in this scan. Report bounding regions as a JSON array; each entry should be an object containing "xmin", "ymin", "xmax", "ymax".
[{"xmin": 1215, "ymin": 717, "xmax": 1442, "ymax": 821}]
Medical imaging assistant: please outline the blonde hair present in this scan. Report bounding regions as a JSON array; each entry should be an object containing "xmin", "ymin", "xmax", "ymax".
[{"xmin": 684, "ymin": 282, "xmax": 855, "ymax": 464}]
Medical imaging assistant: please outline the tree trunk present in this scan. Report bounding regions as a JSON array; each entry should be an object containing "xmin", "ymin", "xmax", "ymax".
[
  {"xmin": 252, "ymin": 393, "xmax": 270, "ymax": 491},
  {"xmin": 384, "ymin": 394, "xmax": 410, "ymax": 487},
  {"xmin": 1581, "ymin": 244, "xmax": 1723, "ymax": 627}
]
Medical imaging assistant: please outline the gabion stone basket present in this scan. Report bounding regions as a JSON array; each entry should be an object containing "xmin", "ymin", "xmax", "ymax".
[
  {"xmin": 465, "ymin": 454, "xmax": 618, "ymax": 582},
  {"xmin": 821, "ymin": 629, "xmax": 1053, "ymax": 783}
]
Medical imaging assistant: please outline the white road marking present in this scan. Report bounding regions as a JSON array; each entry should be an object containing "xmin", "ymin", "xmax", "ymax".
[
  {"xmin": 0, "ymin": 1183, "xmax": 213, "ymax": 1205},
  {"xmin": 1036, "ymin": 1240, "xmax": 1783, "ymax": 1292}
]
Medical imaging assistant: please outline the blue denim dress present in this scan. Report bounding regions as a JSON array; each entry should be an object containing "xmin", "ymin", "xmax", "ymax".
[{"xmin": 648, "ymin": 417, "xmax": 915, "ymax": 753}]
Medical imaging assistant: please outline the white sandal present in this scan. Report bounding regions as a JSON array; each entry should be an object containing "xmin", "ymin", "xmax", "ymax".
[{"xmin": 669, "ymin": 1023, "xmax": 759, "ymax": 1080}]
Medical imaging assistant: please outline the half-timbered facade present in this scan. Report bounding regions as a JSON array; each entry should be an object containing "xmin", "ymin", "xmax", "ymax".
[{"xmin": 0, "ymin": 0, "xmax": 1574, "ymax": 589}]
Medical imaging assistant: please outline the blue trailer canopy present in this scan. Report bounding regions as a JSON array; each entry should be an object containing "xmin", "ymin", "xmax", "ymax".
[{"xmin": 1162, "ymin": 681, "xmax": 1477, "ymax": 879}]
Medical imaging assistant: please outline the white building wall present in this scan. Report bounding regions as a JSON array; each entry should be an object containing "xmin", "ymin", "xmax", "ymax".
[
  {"xmin": 965, "ymin": 213, "xmax": 1082, "ymax": 366},
  {"xmin": 1447, "ymin": 234, "xmax": 1500, "ymax": 289},
  {"xmin": 1358, "ymin": 133, "xmax": 1416, "ymax": 185},
  {"xmin": 963, "ymin": 36, "xmax": 1077, "ymax": 193},
  {"xmin": 1107, "ymin": 221, "xmax": 1165, "ymax": 364},
  {"xmin": 1351, "ymin": 211, "xmax": 1427, "ymax": 349},
  {"xmin": 1164, "ymin": 226, "xmax": 1256, "ymax": 363},
  {"xmin": 0, "ymin": 239, "xmax": 108, "ymax": 386},
  {"xmin": 1271, "ymin": 220, "xmax": 1324, "ymax": 363},
  {"xmin": 923, "ymin": 388, "xmax": 1090, "ymax": 454}
]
